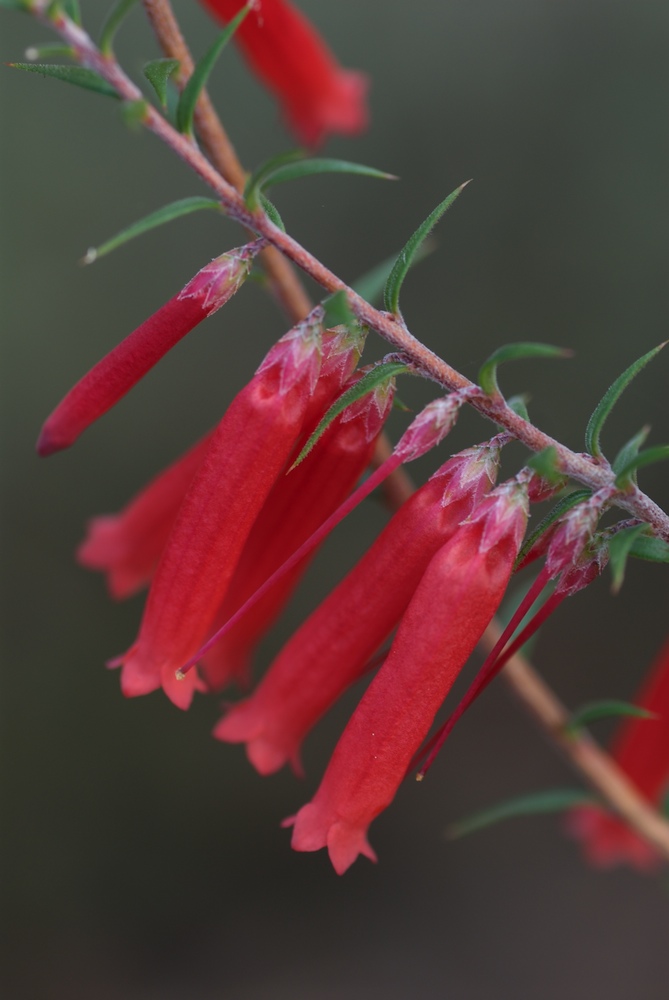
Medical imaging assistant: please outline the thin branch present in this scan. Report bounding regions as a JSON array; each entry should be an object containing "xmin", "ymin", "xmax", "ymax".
[
  {"xmin": 481, "ymin": 621, "xmax": 669, "ymax": 861},
  {"xmin": 140, "ymin": 0, "xmax": 312, "ymax": 324}
]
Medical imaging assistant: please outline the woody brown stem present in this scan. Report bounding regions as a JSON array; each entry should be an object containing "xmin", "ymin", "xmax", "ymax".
[{"xmin": 141, "ymin": 0, "xmax": 312, "ymax": 323}]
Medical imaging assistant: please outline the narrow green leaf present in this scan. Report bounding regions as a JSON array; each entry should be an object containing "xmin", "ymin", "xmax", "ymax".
[
  {"xmin": 82, "ymin": 196, "xmax": 221, "ymax": 263},
  {"xmin": 245, "ymin": 149, "xmax": 305, "ymax": 209},
  {"xmin": 527, "ymin": 446, "xmax": 564, "ymax": 485},
  {"xmin": 0, "ymin": 0, "xmax": 30, "ymax": 9},
  {"xmin": 24, "ymin": 44, "xmax": 74, "ymax": 60},
  {"xmin": 607, "ymin": 523, "xmax": 650, "ymax": 593},
  {"xmin": 322, "ymin": 290, "xmax": 355, "ymax": 330},
  {"xmin": 612, "ymin": 426, "xmax": 651, "ymax": 477},
  {"xmin": 291, "ymin": 362, "xmax": 409, "ymax": 470},
  {"xmin": 629, "ymin": 535, "xmax": 669, "ymax": 564},
  {"xmin": 478, "ymin": 343, "xmax": 571, "ymax": 397},
  {"xmin": 259, "ymin": 193, "xmax": 285, "ymax": 232},
  {"xmin": 176, "ymin": 4, "xmax": 251, "ymax": 135},
  {"xmin": 143, "ymin": 58, "xmax": 180, "ymax": 107},
  {"xmin": 506, "ymin": 394, "xmax": 530, "ymax": 422},
  {"xmin": 515, "ymin": 490, "xmax": 591, "ymax": 569},
  {"xmin": 615, "ymin": 445, "xmax": 669, "ymax": 489},
  {"xmin": 351, "ymin": 240, "xmax": 437, "ymax": 305},
  {"xmin": 448, "ymin": 789, "xmax": 597, "ymax": 840},
  {"xmin": 566, "ymin": 700, "xmax": 657, "ymax": 736},
  {"xmin": 245, "ymin": 152, "xmax": 395, "ymax": 210},
  {"xmin": 62, "ymin": 0, "xmax": 81, "ymax": 22},
  {"xmin": 99, "ymin": 0, "xmax": 137, "ymax": 56},
  {"xmin": 383, "ymin": 182, "xmax": 469, "ymax": 315},
  {"xmin": 8, "ymin": 62, "xmax": 119, "ymax": 98},
  {"xmin": 585, "ymin": 343, "xmax": 666, "ymax": 458}
]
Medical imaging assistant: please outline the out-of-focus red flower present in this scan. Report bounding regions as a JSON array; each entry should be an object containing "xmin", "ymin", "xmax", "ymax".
[
  {"xmin": 566, "ymin": 635, "xmax": 669, "ymax": 872},
  {"xmin": 198, "ymin": 0, "xmax": 368, "ymax": 146},
  {"xmin": 214, "ymin": 440, "xmax": 502, "ymax": 775},
  {"xmin": 287, "ymin": 477, "xmax": 529, "ymax": 874},
  {"xmin": 77, "ymin": 431, "xmax": 215, "ymax": 599},
  {"xmin": 37, "ymin": 242, "xmax": 263, "ymax": 455}
]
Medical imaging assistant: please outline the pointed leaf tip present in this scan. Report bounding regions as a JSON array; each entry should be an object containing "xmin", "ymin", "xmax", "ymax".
[
  {"xmin": 83, "ymin": 197, "xmax": 221, "ymax": 262},
  {"xmin": 9, "ymin": 62, "xmax": 119, "ymax": 99},
  {"xmin": 585, "ymin": 343, "xmax": 666, "ymax": 459},
  {"xmin": 448, "ymin": 789, "xmax": 597, "ymax": 840},
  {"xmin": 478, "ymin": 343, "xmax": 571, "ymax": 397},
  {"xmin": 565, "ymin": 700, "xmax": 657, "ymax": 736},
  {"xmin": 143, "ymin": 58, "xmax": 180, "ymax": 107},
  {"xmin": 383, "ymin": 182, "xmax": 469, "ymax": 316},
  {"xmin": 176, "ymin": 3, "xmax": 251, "ymax": 135}
]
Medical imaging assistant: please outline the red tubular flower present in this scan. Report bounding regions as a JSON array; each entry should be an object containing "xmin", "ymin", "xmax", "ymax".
[
  {"xmin": 37, "ymin": 242, "xmax": 263, "ymax": 455},
  {"xmin": 198, "ymin": 0, "xmax": 368, "ymax": 146},
  {"xmin": 214, "ymin": 441, "xmax": 503, "ymax": 775},
  {"xmin": 566, "ymin": 635, "xmax": 669, "ymax": 872},
  {"xmin": 287, "ymin": 478, "xmax": 529, "ymax": 873},
  {"xmin": 77, "ymin": 431, "xmax": 215, "ymax": 599},
  {"xmin": 200, "ymin": 369, "xmax": 395, "ymax": 691},
  {"xmin": 118, "ymin": 308, "xmax": 326, "ymax": 710},
  {"xmin": 76, "ymin": 324, "xmax": 364, "ymax": 603}
]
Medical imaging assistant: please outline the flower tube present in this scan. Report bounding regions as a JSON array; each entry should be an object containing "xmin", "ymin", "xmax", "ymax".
[
  {"xmin": 215, "ymin": 440, "xmax": 503, "ymax": 775},
  {"xmin": 37, "ymin": 242, "xmax": 263, "ymax": 455},
  {"xmin": 118, "ymin": 308, "xmax": 326, "ymax": 710},
  {"xmin": 288, "ymin": 477, "xmax": 529, "ymax": 873},
  {"xmin": 566, "ymin": 635, "xmax": 669, "ymax": 872},
  {"xmin": 200, "ymin": 369, "xmax": 396, "ymax": 691},
  {"xmin": 199, "ymin": 0, "xmax": 368, "ymax": 146},
  {"xmin": 77, "ymin": 323, "xmax": 364, "ymax": 603}
]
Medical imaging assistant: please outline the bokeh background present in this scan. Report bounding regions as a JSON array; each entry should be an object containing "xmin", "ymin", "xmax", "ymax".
[{"xmin": 2, "ymin": 1, "xmax": 669, "ymax": 997}]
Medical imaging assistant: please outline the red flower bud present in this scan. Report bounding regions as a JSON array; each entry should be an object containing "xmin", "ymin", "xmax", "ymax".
[
  {"xmin": 214, "ymin": 441, "xmax": 502, "ymax": 773},
  {"xmin": 287, "ymin": 478, "xmax": 529, "ymax": 873},
  {"xmin": 37, "ymin": 242, "xmax": 263, "ymax": 455},
  {"xmin": 77, "ymin": 431, "xmax": 215, "ymax": 599},
  {"xmin": 566, "ymin": 635, "xmax": 669, "ymax": 872},
  {"xmin": 200, "ymin": 369, "xmax": 396, "ymax": 690},
  {"xmin": 199, "ymin": 0, "xmax": 368, "ymax": 146},
  {"xmin": 117, "ymin": 309, "xmax": 325, "ymax": 709}
]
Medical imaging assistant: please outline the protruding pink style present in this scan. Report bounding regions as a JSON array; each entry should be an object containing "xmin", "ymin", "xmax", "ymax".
[
  {"xmin": 118, "ymin": 308, "xmax": 325, "ymax": 710},
  {"xmin": 77, "ymin": 431, "xmax": 215, "ymax": 599},
  {"xmin": 214, "ymin": 441, "xmax": 502, "ymax": 774},
  {"xmin": 200, "ymin": 368, "xmax": 396, "ymax": 690},
  {"xmin": 37, "ymin": 242, "xmax": 263, "ymax": 455},
  {"xmin": 287, "ymin": 477, "xmax": 529, "ymax": 873},
  {"xmin": 199, "ymin": 0, "xmax": 368, "ymax": 146},
  {"xmin": 566, "ymin": 635, "xmax": 669, "ymax": 872}
]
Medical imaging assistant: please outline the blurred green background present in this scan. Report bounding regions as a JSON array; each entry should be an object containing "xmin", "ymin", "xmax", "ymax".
[{"xmin": 2, "ymin": 1, "xmax": 669, "ymax": 997}]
